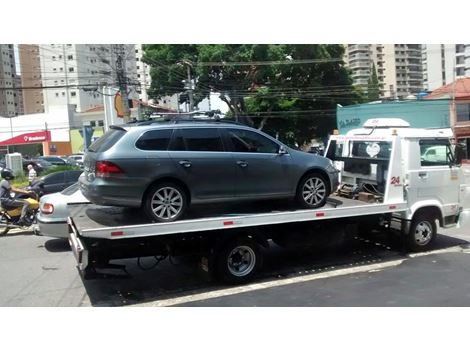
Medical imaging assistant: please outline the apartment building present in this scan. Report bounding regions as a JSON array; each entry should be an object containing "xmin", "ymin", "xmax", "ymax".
[
  {"xmin": 18, "ymin": 44, "xmax": 44, "ymax": 114},
  {"xmin": 134, "ymin": 44, "xmax": 151, "ymax": 102},
  {"xmin": 0, "ymin": 44, "xmax": 21, "ymax": 117},
  {"xmin": 39, "ymin": 44, "xmax": 138, "ymax": 113},
  {"xmin": 345, "ymin": 44, "xmax": 424, "ymax": 100},
  {"xmin": 344, "ymin": 44, "xmax": 379, "ymax": 93},
  {"xmin": 464, "ymin": 44, "xmax": 470, "ymax": 76}
]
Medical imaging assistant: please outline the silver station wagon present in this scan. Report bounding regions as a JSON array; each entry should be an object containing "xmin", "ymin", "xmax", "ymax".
[{"xmin": 79, "ymin": 120, "xmax": 339, "ymax": 222}]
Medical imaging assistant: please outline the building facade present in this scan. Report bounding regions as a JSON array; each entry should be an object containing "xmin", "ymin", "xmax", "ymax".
[
  {"xmin": 345, "ymin": 44, "xmax": 424, "ymax": 100},
  {"xmin": 134, "ymin": 44, "xmax": 151, "ymax": 103},
  {"xmin": 39, "ymin": 44, "xmax": 138, "ymax": 113},
  {"xmin": 0, "ymin": 44, "xmax": 22, "ymax": 117},
  {"xmin": 18, "ymin": 44, "xmax": 44, "ymax": 114}
]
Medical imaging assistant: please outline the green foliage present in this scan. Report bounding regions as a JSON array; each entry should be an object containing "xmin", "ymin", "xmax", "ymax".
[
  {"xmin": 40, "ymin": 165, "xmax": 81, "ymax": 176},
  {"xmin": 367, "ymin": 63, "xmax": 380, "ymax": 101},
  {"xmin": 12, "ymin": 176, "xmax": 29, "ymax": 188},
  {"xmin": 143, "ymin": 44, "xmax": 363, "ymax": 146}
]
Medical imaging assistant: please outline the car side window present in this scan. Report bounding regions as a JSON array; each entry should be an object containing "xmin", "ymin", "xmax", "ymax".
[
  {"xmin": 228, "ymin": 129, "xmax": 279, "ymax": 154},
  {"xmin": 45, "ymin": 173, "xmax": 64, "ymax": 184},
  {"xmin": 135, "ymin": 129, "xmax": 172, "ymax": 151},
  {"xmin": 420, "ymin": 140, "xmax": 454, "ymax": 166},
  {"xmin": 66, "ymin": 171, "xmax": 82, "ymax": 182},
  {"xmin": 178, "ymin": 128, "xmax": 224, "ymax": 152}
]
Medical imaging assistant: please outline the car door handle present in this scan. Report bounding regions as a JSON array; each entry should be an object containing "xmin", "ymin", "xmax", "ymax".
[
  {"xmin": 179, "ymin": 160, "xmax": 192, "ymax": 168},
  {"xmin": 236, "ymin": 160, "xmax": 248, "ymax": 168},
  {"xmin": 418, "ymin": 171, "xmax": 428, "ymax": 178}
]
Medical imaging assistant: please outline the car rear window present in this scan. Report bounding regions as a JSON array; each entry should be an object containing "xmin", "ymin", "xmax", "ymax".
[
  {"xmin": 87, "ymin": 128, "xmax": 126, "ymax": 152},
  {"xmin": 61, "ymin": 182, "xmax": 79, "ymax": 195}
]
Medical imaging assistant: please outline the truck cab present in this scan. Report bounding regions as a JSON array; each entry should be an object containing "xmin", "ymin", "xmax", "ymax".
[{"xmin": 326, "ymin": 118, "xmax": 465, "ymax": 249}]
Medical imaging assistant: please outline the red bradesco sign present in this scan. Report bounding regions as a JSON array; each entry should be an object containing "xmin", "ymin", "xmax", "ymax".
[{"xmin": 0, "ymin": 131, "xmax": 51, "ymax": 146}]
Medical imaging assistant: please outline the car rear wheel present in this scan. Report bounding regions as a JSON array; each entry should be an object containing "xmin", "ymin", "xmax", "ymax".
[
  {"xmin": 144, "ymin": 182, "xmax": 188, "ymax": 223},
  {"xmin": 296, "ymin": 172, "xmax": 329, "ymax": 209}
]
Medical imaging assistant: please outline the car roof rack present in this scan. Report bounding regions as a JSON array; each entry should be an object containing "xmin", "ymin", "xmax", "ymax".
[{"xmin": 128, "ymin": 110, "xmax": 246, "ymax": 126}]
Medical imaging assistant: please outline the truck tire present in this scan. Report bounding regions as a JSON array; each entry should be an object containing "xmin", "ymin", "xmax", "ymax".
[
  {"xmin": 405, "ymin": 212, "xmax": 437, "ymax": 252},
  {"xmin": 144, "ymin": 182, "xmax": 188, "ymax": 223},
  {"xmin": 215, "ymin": 237, "xmax": 263, "ymax": 284},
  {"xmin": 296, "ymin": 172, "xmax": 329, "ymax": 209}
]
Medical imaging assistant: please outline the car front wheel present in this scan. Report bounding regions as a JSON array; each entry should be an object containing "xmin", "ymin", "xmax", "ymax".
[
  {"xmin": 296, "ymin": 172, "xmax": 329, "ymax": 209},
  {"xmin": 144, "ymin": 182, "xmax": 187, "ymax": 223}
]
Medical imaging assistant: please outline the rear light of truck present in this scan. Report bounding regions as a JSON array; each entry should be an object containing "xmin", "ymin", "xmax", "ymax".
[
  {"xmin": 95, "ymin": 161, "xmax": 124, "ymax": 178},
  {"xmin": 41, "ymin": 203, "xmax": 54, "ymax": 215}
]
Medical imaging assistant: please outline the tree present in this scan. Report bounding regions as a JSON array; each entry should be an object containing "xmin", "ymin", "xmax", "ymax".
[
  {"xmin": 143, "ymin": 44, "xmax": 362, "ymax": 146},
  {"xmin": 367, "ymin": 62, "xmax": 380, "ymax": 101}
]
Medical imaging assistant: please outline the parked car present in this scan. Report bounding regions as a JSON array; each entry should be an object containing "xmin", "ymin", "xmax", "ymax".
[
  {"xmin": 308, "ymin": 146, "xmax": 324, "ymax": 155},
  {"xmin": 23, "ymin": 159, "xmax": 53, "ymax": 174},
  {"xmin": 36, "ymin": 182, "xmax": 89, "ymax": 238},
  {"xmin": 57, "ymin": 155, "xmax": 79, "ymax": 166},
  {"xmin": 68, "ymin": 154, "xmax": 84, "ymax": 167},
  {"xmin": 37, "ymin": 156, "xmax": 68, "ymax": 166},
  {"xmin": 30, "ymin": 170, "xmax": 83, "ymax": 196},
  {"xmin": 80, "ymin": 122, "xmax": 339, "ymax": 223}
]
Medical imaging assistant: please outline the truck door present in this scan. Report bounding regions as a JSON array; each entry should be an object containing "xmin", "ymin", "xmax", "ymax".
[{"xmin": 408, "ymin": 139, "xmax": 460, "ymax": 221}]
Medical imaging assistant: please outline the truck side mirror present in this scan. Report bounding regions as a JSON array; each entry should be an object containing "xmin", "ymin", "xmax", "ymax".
[{"xmin": 455, "ymin": 144, "xmax": 464, "ymax": 165}]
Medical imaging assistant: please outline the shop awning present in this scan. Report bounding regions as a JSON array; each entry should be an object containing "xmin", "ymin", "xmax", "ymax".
[{"xmin": 0, "ymin": 131, "xmax": 51, "ymax": 146}]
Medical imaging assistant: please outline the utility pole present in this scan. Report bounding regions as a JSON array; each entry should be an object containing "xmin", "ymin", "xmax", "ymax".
[
  {"xmin": 113, "ymin": 45, "xmax": 130, "ymax": 122},
  {"xmin": 62, "ymin": 44, "xmax": 71, "ymax": 114},
  {"xmin": 186, "ymin": 64, "xmax": 194, "ymax": 112},
  {"xmin": 179, "ymin": 60, "xmax": 194, "ymax": 112}
]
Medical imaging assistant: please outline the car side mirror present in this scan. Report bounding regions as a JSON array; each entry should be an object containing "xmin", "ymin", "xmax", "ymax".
[{"xmin": 278, "ymin": 146, "xmax": 288, "ymax": 155}]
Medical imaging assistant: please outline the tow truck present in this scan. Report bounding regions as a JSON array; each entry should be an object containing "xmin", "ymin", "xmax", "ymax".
[{"xmin": 67, "ymin": 118, "xmax": 469, "ymax": 284}]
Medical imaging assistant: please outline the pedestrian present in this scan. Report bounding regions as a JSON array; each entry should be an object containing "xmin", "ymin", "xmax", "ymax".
[
  {"xmin": 27, "ymin": 164, "xmax": 37, "ymax": 185},
  {"xmin": 0, "ymin": 168, "xmax": 32, "ymax": 226}
]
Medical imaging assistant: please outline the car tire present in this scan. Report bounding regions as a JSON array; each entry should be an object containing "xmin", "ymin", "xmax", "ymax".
[
  {"xmin": 296, "ymin": 172, "xmax": 329, "ymax": 209},
  {"xmin": 144, "ymin": 182, "xmax": 188, "ymax": 223},
  {"xmin": 215, "ymin": 237, "xmax": 263, "ymax": 284}
]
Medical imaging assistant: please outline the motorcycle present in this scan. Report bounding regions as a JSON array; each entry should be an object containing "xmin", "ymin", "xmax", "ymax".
[{"xmin": 0, "ymin": 190, "xmax": 40, "ymax": 235}]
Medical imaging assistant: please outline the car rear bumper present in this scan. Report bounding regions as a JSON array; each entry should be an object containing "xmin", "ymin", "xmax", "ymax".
[
  {"xmin": 36, "ymin": 216, "xmax": 68, "ymax": 238},
  {"xmin": 79, "ymin": 175, "xmax": 142, "ymax": 208}
]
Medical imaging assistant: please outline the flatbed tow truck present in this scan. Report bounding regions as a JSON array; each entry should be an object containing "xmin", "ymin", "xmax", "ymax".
[{"xmin": 68, "ymin": 119, "xmax": 469, "ymax": 283}]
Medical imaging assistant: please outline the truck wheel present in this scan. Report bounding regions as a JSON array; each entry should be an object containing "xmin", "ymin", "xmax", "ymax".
[
  {"xmin": 405, "ymin": 212, "xmax": 437, "ymax": 252},
  {"xmin": 144, "ymin": 182, "xmax": 188, "ymax": 223},
  {"xmin": 296, "ymin": 172, "xmax": 329, "ymax": 209},
  {"xmin": 215, "ymin": 237, "xmax": 263, "ymax": 284}
]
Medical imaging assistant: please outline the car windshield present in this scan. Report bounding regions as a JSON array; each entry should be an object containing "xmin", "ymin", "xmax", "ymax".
[{"xmin": 61, "ymin": 182, "xmax": 79, "ymax": 195}]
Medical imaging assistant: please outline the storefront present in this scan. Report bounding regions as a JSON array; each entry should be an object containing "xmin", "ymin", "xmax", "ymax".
[{"xmin": 0, "ymin": 105, "xmax": 72, "ymax": 157}]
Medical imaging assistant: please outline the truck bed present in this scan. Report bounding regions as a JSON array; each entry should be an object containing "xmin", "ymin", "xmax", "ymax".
[{"xmin": 68, "ymin": 196, "xmax": 407, "ymax": 240}]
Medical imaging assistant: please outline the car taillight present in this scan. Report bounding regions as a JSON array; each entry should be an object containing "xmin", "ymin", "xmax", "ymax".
[
  {"xmin": 95, "ymin": 161, "xmax": 123, "ymax": 178},
  {"xmin": 41, "ymin": 203, "xmax": 54, "ymax": 215}
]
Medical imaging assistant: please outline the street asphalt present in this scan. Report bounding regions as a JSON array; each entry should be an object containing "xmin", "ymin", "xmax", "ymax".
[{"xmin": 0, "ymin": 225, "xmax": 470, "ymax": 307}]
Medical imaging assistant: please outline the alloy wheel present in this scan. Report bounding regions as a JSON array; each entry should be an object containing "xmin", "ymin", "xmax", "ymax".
[
  {"xmin": 151, "ymin": 187, "xmax": 183, "ymax": 220},
  {"xmin": 302, "ymin": 176, "xmax": 327, "ymax": 206}
]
